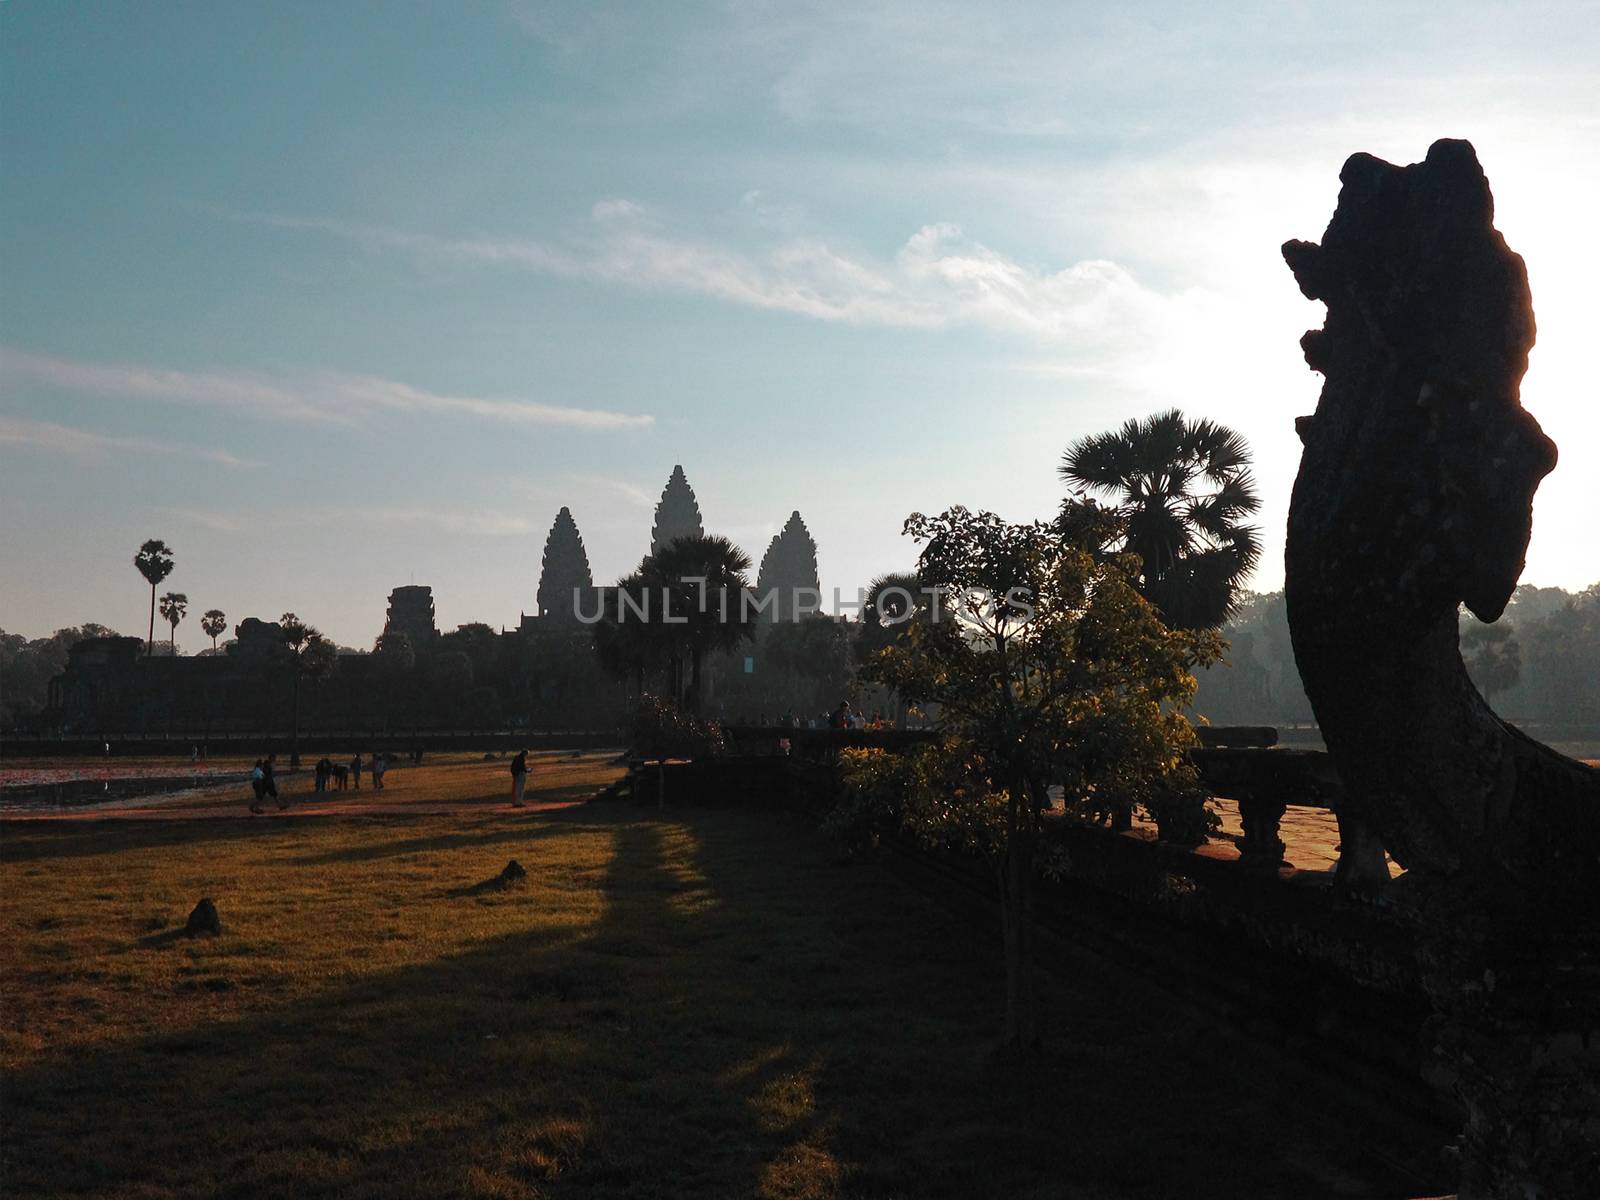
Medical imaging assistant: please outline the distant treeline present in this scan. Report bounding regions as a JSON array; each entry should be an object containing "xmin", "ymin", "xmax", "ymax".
[
  {"xmin": 0, "ymin": 617, "xmax": 863, "ymax": 736},
  {"xmin": 7, "ymin": 580, "xmax": 1596, "ymax": 735},
  {"xmin": 1191, "ymin": 584, "xmax": 1600, "ymax": 730}
]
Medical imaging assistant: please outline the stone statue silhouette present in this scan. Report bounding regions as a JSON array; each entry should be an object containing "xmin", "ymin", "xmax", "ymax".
[
  {"xmin": 1282, "ymin": 138, "xmax": 1597, "ymax": 891},
  {"xmin": 1283, "ymin": 138, "xmax": 1599, "ymax": 1197}
]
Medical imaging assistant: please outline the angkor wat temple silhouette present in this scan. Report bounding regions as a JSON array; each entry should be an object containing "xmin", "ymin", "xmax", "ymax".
[{"xmin": 43, "ymin": 466, "xmax": 825, "ymax": 736}]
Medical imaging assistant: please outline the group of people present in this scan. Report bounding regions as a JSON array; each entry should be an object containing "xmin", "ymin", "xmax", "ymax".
[
  {"xmin": 243, "ymin": 748, "xmax": 538, "ymax": 815},
  {"xmin": 248, "ymin": 751, "xmax": 390, "ymax": 814},
  {"xmin": 311, "ymin": 753, "xmax": 388, "ymax": 792},
  {"xmin": 247, "ymin": 756, "xmax": 280, "ymax": 813},
  {"xmin": 753, "ymin": 704, "xmax": 894, "ymax": 730}
]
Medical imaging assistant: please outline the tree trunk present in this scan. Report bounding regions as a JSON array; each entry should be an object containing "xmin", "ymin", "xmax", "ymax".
[
  {"xmin": 688, "ymin": 647, "xmax": 703, "ymax": 714},
  {"xmin": 290, "ymin": 672, "xmax": 301, "ymax": 769},
  {"xmin": 999, "ymin": 770, "xmax": 1039, "ymax": 1053},
  {"xmin": 147, "ymin": 584, "xmax": 156, "ymax": 656},
  {"xmin": 998, "ymin": 838, "xmax": 1039, "ymax": 1052}
]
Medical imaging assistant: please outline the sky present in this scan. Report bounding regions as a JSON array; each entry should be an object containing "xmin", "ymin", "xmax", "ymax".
[{"xmin": 3, "ymin": 1, "xmax": 1597, "ymax": 649}]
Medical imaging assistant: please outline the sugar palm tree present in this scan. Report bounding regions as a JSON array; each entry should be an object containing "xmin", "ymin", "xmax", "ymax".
[
  {"xmin": 201, "ymin": 609, "xmax": 228, "ymax": 653},
  {"xmin": 1060, "ymin": 409, "xmax": 1261, "ymax": 629},
  {"xmin": 859, "ymin": 571, "xmax": 925, "ymax": 660},
  {"xmin": 133, "ymin": 539, "xmax": 175, "ymax": 656},
  {"xmin": 593, "ymin": 573, "xmax": 665, "ymax": 697},
  {"xmin": 157, "ymin": 592, "xmax": 188, "ymax": 656},
  {"xmin": 642, "ymin": 534, "xmax": 755, "ymax": 713},
  {"xmin": 279, "ymin": 612, "xmax": 336, "ymax": 768}
]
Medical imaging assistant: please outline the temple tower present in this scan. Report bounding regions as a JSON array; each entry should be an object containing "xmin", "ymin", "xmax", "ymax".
[
  {"xmin": 755, "ymin": 510, "xmax": 821, "ymax": 622},
  {"xmin": 536, "ymin": 506, "xmax": 595, "ymax": 622},
  {"xmin": 649, "ymin": 465, "xmax": 704, "ymax": 556},
  {"xmin": 383, "ymin": 585, "xmax": 438, "ymax": 646}
]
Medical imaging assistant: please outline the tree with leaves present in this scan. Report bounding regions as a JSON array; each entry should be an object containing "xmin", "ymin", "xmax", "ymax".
[
  {"xmin": 857, "ymin": 571, "xmax": 926, "ymax": 661},
  {"xmin": 1060, "ymin": 409, "xmax": 1261, "ymax": 629},
  {"xmin": 593, "ymin": 573, "xmax": 666, "ymax": 697},
  {"xmin": 157, "ymin": 592, "xmax": 188, "ymax": 656},
  {"xmin": 848, "ymin": 506, "xmax": 1221, "ymax": 1051},
  {"xmin": 640, "ymin": 534, "xmax": 756, "ymax": 713},
  {"xmin": 279, "ymin": 612, "xmax": 337, "ymax": 768},
  {"xmin": 133, "ymin": 540, "xmax": 175, "ymax": 656},
  {"xmin": 1461, "ymin": 621, "xmax": 1522, "ymax": 704},
  {"xmin": 201, "ymin": 609, "xmax": 227, "ymax": 653}
]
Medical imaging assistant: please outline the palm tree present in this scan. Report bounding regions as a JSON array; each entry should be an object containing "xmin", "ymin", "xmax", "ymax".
[
  {"xmin": 157, "ymin": 592, "xmax": 188, "ymax": 656},
  {"xmin": 280, "ymin": 612, "xmax": 336, "ymax": 768},
  {"xmin": 201, "ymin": 609, "xmax": 228, "ymax": 653},
  {"xmin": 593, "ymin": 573, "xmax": 665, "ymax": 697},
  {"xmin": 1060, "ymin": 409, "xmax": 1261, "ymax": 629},
  {"xmin": 859, "ymin": 571, "xmax": 925, "ymax": 660},
  {"xmin": 133, "ymin": 540, "xmax": 176, "ymax": 656},
  {"xmin": 642, "ymin": 534, "xmax": 755, "ymax": 713},
  {"xmin": 858, "ymin": 571, "xmax": 926, "ymax": 726}
]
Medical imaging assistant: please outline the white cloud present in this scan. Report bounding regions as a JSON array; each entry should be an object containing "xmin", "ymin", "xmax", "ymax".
[
  {"xmin": 0, "ymin": 348, "xmax": 654, "ymax": 432},
  {"xmin": 567, "ymin": 473, "xmax": 657, "ymax": 509},
  {"xmin": 156, "ymin": 503, "xmax": 541, "ymax": 538},
  {"xmin": 254, "ymin": 203, "xmax": 1203, "ymax": 359},
  {"xmin": 0, "ymin": 415, "xmax": 260, "ymax": 468}
]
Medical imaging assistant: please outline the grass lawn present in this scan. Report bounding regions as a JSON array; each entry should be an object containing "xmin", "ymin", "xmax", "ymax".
[
  {"xmin": 2, "ymin": 751, "xmax": 626, "ymax": 818},
  {"xmin": 3, "ymin": 793, "xmax": 1424, "ymax": 1199}
]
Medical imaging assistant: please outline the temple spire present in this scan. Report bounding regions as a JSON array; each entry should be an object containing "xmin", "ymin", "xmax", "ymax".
[
  {"xmin": 649, "ymin": 465, "xmax": 704, "ymax": 556},
  {"xmin": 537, "ymin": 506, "xmax": 594, "ymax": 622},
  {"xmin": 755, "ymin": 510, "xmax": 821, "ymax": 622}
]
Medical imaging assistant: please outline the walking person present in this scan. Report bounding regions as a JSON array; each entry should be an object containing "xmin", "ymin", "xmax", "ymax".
[
  {"xmin": 248, "ymin": 758, "xmax": 266, "ymax": 814},
  {"xmin": 351, "ymin": 753, "xmax": 362, "ymax": 790},
  {"xmin": 263, "ymin": 754, "xmax": 283, "ymax": 810},
  {"xmin": 372, "ymin": 752, "xmax": 386, "ymax": 790},
  {"xmin": 510, "ymin": 750, "xmax": 529, "ymax": 808}
]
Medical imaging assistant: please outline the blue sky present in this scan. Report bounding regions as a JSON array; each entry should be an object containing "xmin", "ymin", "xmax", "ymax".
[{"xmin": 3, "ymin": 1, "xmax": 1597, "ymax": 647}]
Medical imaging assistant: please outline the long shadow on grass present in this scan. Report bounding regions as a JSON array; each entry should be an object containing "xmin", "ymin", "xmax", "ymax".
[
  {"xmin": 284, "ymin": 821, "xmax": 567, "ymax": 866},
  {"xmin": 1, "ymin": 807, "xmax": 831, "ymax": 1198},
  {"xmin": 3, "ymin": 804, "xmax": 1434, "ymax": 1199},
  {"xmin": 0, "ymin": 816, "xmax": 297, "ymax": 864}
]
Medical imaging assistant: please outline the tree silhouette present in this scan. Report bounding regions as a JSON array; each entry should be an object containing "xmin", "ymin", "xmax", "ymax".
[
  {"xmin": 133, "ymin": 540, "xmax": 175, "ymax": 656},
  {"xmin": 157, "ymin": 592, "xmax": 188, "ymax": 656},
  {"xmin": 854, "ymin": 506, "xmax": 1221, "ymax": 1050},
  {"xmin": 641, "ymin": 534, "xmax": 754, "ymax": 712},
  {"xmin": 279, "ymin": 612, "xmax": 336, "ymax": 768},
  {"xmin": 858, "ymin": 571, "xmax": 925, "ymax": 661},
  {"xmin": 593, "ymin": 573, "xmax": 664, "ymax": 696},
  {"xmin": 201, "ymin": 609, "xmax": 227, "ymax": 653},
  {"xmin": 1462, "ymin": 621, "xmax": 1522, "ymax": 704},
  {"xmin": 1060, "ymin": 410, "xmax": 1261, "ymax": 629}
]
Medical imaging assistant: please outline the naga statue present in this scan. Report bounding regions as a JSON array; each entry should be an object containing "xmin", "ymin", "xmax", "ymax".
[{"xmin": 1283, "ymin": 140, "xmax": 1599, "ymax": 1197}]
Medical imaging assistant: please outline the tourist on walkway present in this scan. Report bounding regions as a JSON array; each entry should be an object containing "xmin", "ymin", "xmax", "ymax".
[
  {"xmin": 248, "ymin": 759, "xmax": 266, "ymax": 814},
  {"xmin": 263, "ymin": 754, "xmax": 283, "ymax": 810},
  {"xmin": 351, "ymin": 753, "xmax": 362, "ymax": 790},
  {"xmin": 510, "ymin": 750, "xmax": 529, "ymax": 807},
  {"xmin": 372, "ymin": 752, "xmax": 387, "ymax": 790}
]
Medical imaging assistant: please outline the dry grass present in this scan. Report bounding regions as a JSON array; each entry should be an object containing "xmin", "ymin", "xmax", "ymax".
[
  {"xmin": 3, "ymin": 751, "xmax": 625, "ymax": 818},
  {"xmin": 3, "ymin": 794, "xmax": 1430, "ymax": 1199}
]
